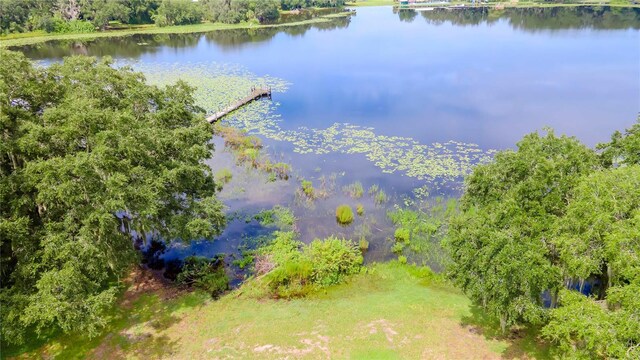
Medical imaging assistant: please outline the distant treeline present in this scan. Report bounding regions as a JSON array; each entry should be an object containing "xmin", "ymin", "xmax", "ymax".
[
  {"xmin": 0, "ymin": 0, "xmax": 346, "ymax": 35},
  {"xmin": 395, "ymin": 6, "xmax": 640, "ymax": 30}
]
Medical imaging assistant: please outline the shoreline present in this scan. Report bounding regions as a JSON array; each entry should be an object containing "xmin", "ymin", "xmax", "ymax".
[
  {"xmin": 0, "ymin": 12, "xmax": 353, "ymax": 48},
  {"xmin": 4, "ymin": 3, "xmax": 638, "ymax": 48}
]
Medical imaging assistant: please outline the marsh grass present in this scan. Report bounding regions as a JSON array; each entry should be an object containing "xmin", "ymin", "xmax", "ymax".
[
  {"xmin": 356, "ymin": 203, "xmax": 365, "ymax": 216},
  {"xmin": 343, "ymin": 181, "xmax": 364, "ymax": 199},
  {"xmin": 214, "ymin": 124, "xmax": 291, "ymax": 180},
  {"xmin": 336, "ymin": 204, "xmax": 355, "ymax": 225}
]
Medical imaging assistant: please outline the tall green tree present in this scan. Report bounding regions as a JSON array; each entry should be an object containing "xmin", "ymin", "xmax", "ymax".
[
  {"xmin": 599, "ymin": 118, "xmax": 640, "ymax": 166},
  {"xmin": 543, "ymin": 165, "xmax": 640, "ymax": 358},
  {"xmin": 0, "ymin": 50, "xmax": 224, "ymax": 344},
  {"xmin": 445, "ymin": 130, "xmax": 598, "ymax": 331}
]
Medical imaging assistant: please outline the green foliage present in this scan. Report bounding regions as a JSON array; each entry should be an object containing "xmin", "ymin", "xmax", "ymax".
[
  {"xmin": 202, "ymin": 0, "xmax": 280, "ymax": 25},
  {"xmin": 374, "ymin": 189, "xmax": 388, "ymax": 205},
  {"xmin": 254, "ymin": 0, "xmax": 280, "ymax": 23},
  {"xmin": 387, "ymin": 202, "xmax": 452, "ymax": 264},
  {"xmin": 176, "ymin": 256, "xmax": 229, "ymax": 296},
  {"xmin": 447, "ymin": 127, "xmax": 640, "ymax": 355},
  {"xmin": 155, "ymin": 0, "xmax": 203, "ymax": 26},
  {"xmin": 356, "ymin": 203, "xmax": 364, "ymax": 216},
  {"xmin": 542, "ymin": 286, "xmax": 640, "ymax": 359},
  {"xmin": 394, "ymin": 227, "xmax": 410, "ymax": 243},
  {"xmin": 541, "ymin": 166, "xmax": 640, "ymax": 357},
  {"xmin": 343, "ymin": 181, "xmax": 364, "ymax": 199},
  {"xmin": 254, "ymin": 205, "xmax": 296, "ymax": 231},
  {"xmin": 52, "ymin": 19, "xmax": 96, "ymax": 33},
  {"xmin": 215, "ymin": 168, "xmax": 233, "ymax": 184},
  {"xmin": 392, "ymin": 242, "xmax": 404, "ymax": 254},
  {"xmin": 305, "ymin": 237, "xmax": 363, "ymax": 286},
  {"xmin": 301, "ymin": 179, "xmax": 315, "ymax": 198},
  {"xmin": 358, "ymin": 237, "xmax": 369, "ymax": 252},
  {"xmin": 398, "ymin": 255, "xmax": 407, "ymax": 264},
  {"xmin": 261, "ymin": 233, "xmax": 362, "ymax": 297},
  {"xmin": 0, "ymin": 51, "xmax": 225, "ymax": 345},
  {"xmin": 335, "ymin": 204, "xmax": 354, "ymax": 225},
  {"xmin": 280, "ymin": 0, "xmax": 346, "ymax": 10},
  {"xmin": 86, "ymin": 0, "xmax": 132, "ymax": 29},
  {"xmin": 445, "ymin": 130, "xmax": 598, "ymax": 332},
  {"xmin": 598, "ymin": 118, "xmax": 640, "ymax": 166}
]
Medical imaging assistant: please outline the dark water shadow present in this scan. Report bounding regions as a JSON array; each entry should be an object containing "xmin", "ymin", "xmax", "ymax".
[{"xmin": 460, "ymin": 305, "xmax": 552, "ymax": 359}]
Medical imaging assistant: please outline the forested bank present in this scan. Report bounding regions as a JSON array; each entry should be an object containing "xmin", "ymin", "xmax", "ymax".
[{"xmin": 0, "ymin": 0, "xmax": 346, "ymax": 35}]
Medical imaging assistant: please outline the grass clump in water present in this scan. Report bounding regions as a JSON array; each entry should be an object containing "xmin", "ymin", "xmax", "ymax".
[
  {"xmin": 359, "ymin": 238, "xmax": 369, "ymax": 252},
  {"xmin": 214, "ymin": 124, "xmax": 290, "ymax": 179},
  {"xmin": 394, "ymin": 228, "xmax": 410, "ymax": 243},
  {"xmin": 335, "ymin": 204, "xmax": 355, "ymax": 225},
  {"xmin": 374, "ymin": 189, "xmax": 388, "ymax": 205},
  {"xmin": 301, "ymin": 179, "xmax": 315, "ymax": 199},
  {"xmin": 356, "ymin": 203, "xmax": 365, "ymax": 216},
  {"xmin": 343, "ymin": 181, "xmax": 364, "ymax": 199},
  {"xmin": 255, "ymin": 205, "xmax": 296, "ymax": 231}
]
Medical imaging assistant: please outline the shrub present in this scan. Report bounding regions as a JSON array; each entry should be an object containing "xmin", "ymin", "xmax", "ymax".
[
  {"xmin": 356, "ymin": 204, "xmax": 365, "ymax": 216},
  {"xmin": 53, "ymin": 20, "xmax": 96, "ymax": 33},
  {"xmin": 392, "ymin": 242, "xmax": 404, "ymax": 254},
  {"xmin": 305, "ymin": 237, "xmax": 363, "ymax": 286},
  {"xmin": 215, "ymin": 168, "xmax": 233, "ymax": 184},
  {"xmin": 394, "ymin": 228, "xmax": 410, "ymax": 243},
  {"xmin": 177, "ymin": 256, "xmax": 229, "ymax": 297},
  {"xmin": 335, "ymin": 204, "xmax": 354, "ymax": 225},
  {"xmin": 261, "ymin": 234, "xmax": 363, "ymax": 297},
  {"xmin": 398, "ymin": 255, "xmax": 407, "ymax": 264},
  {"xmin": 301, "ymin": 180, "xmax": 315, "ymax": 198}
]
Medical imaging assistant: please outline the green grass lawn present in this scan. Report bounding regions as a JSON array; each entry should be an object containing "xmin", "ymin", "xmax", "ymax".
[{"xmin": 6, "ymin": 262, "xmax": 550, "ymax": 359}]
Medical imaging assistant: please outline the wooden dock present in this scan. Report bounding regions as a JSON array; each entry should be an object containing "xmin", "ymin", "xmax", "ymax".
[{"xmin": 207, "ymin": 87, "xmax": 272, "ymax": 123}]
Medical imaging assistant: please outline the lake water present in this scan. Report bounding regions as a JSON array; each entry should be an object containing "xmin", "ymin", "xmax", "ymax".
[{"xmin": 15, "ymin": 6, "xmax": 640, "ymax": 276}]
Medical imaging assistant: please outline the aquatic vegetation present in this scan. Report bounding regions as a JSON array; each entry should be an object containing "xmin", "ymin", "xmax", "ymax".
[
  {"xmin": 387, "ymin": 201, "xmax": 455, "ymax": 267},
  {"xmin": 374, "ymin": 189, "xmax": 388, "ymax": 205},
  {"xmin": 335, "ymin": 204, "xmax": 355, "ymax": 225},
  {"xmin": 368, "ymin": 184, "xmax": 380, "ymax": 195},
  {"xmin": 130, "ymin": 61, "xmax": 495, "ymax": 188},
  {"xmin": 359, "ymin": 237, "xmax": 369, "ymax": 252},
  {"xmin": 392, "ymin": 242, "xmax": 405, "ymax": 255},
  {"xmin": 394, "ymin": 228, "xmax": 410, "ymax": 243},
  {"xmin": 215, "ymin": 168, "xmax": 233, "ymax": 184},
  {"xmin": 254, "ymin": 205, "xmax": 296, "ymax": 231},
  {"xmin": 343, "ymin": 181, "xmax": 364, "ymax": 199},
  {"xmin": 356, "ymin": 203, "xmax": 365, "ymax": 216},
  {"xmin": 233, "ymin": 252, "xmax": 255, "ymax": 269},
  {"xmin": 301, "ymin": 179, "xmax": 315, "ymax": 199}
]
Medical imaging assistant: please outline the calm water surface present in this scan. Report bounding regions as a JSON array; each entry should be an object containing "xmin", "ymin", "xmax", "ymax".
[{"xmin": 15, "ymin": 6, "xmax": 640, "ymax": 272}]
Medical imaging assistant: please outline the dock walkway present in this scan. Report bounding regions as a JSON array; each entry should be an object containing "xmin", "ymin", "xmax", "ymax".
[{"xmin": 206, "ymin": 87, "xmax": 272, "ymax": 123}]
